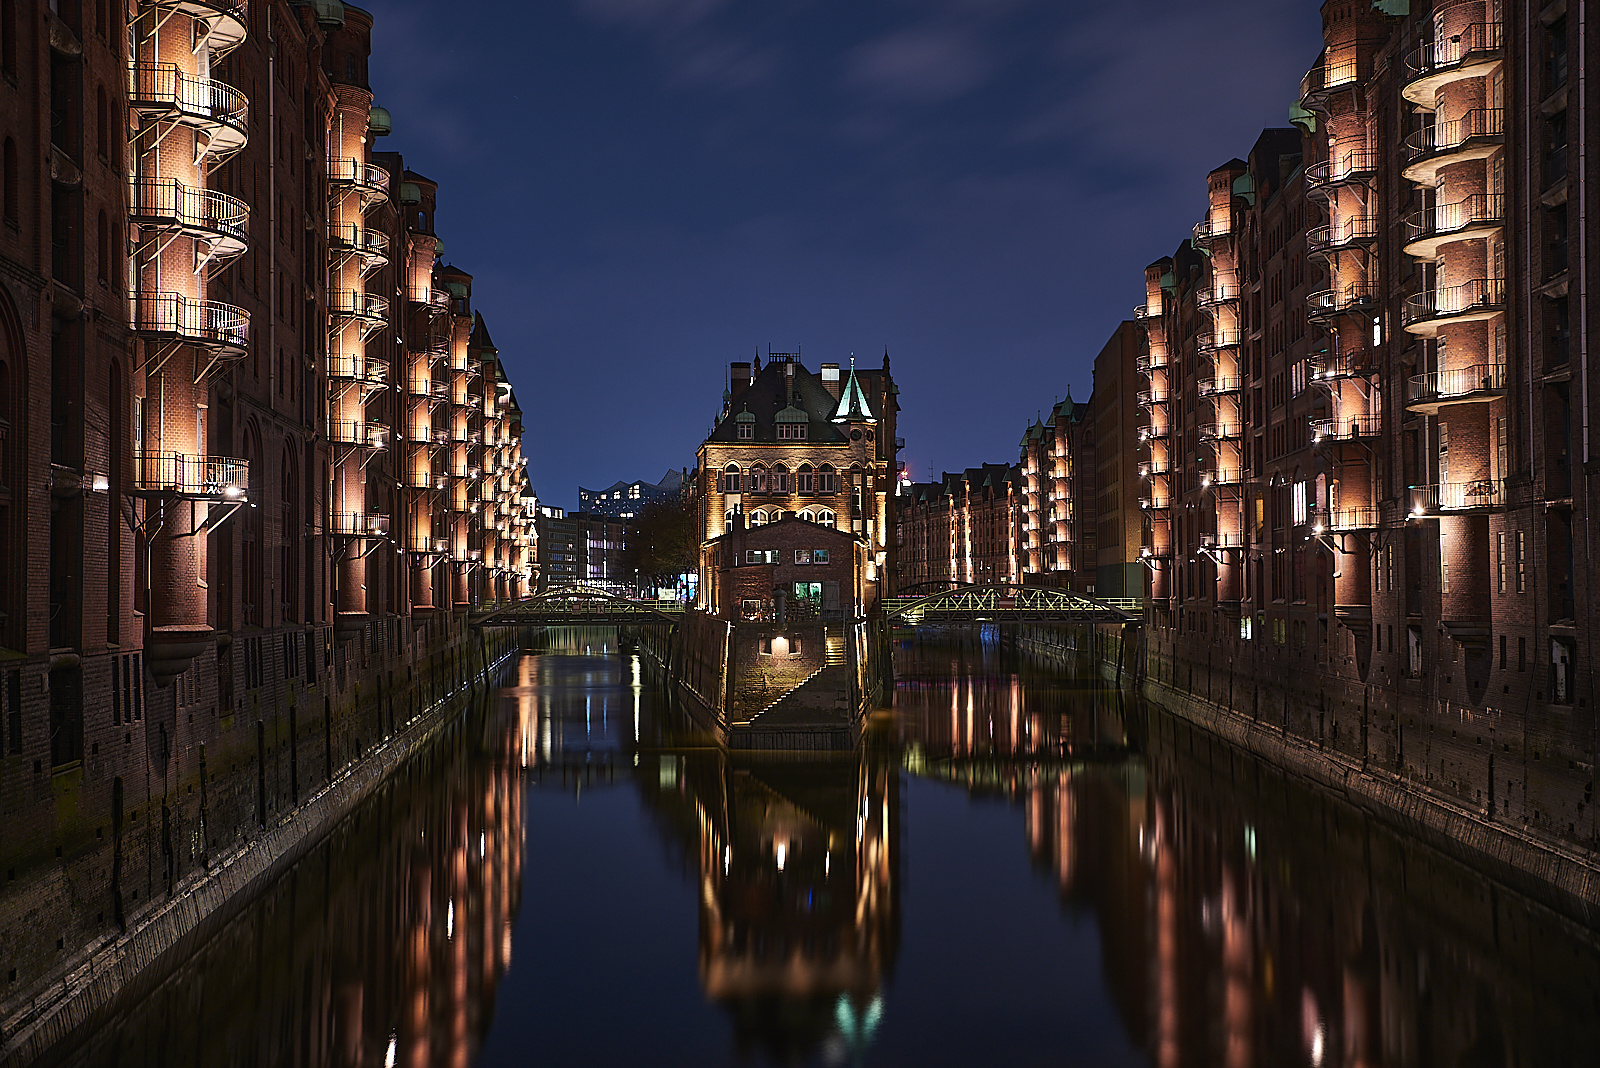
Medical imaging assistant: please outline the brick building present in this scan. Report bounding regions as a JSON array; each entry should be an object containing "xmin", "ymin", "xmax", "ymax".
[
  {"xmin": 697, "ymin": 352, "xmax": 900, "ymax": 609},
  {"xmin": 703, "ymin": 515, "xmax": 866, "ymax": 622},
  {"xmin": 1134, "ymin": 0, "xmax": 1600, "ymax": 853},
  {"xmin": 0, "ymin": 0, "xmax": 537, "ymax": 1006},
  {"xmin": 897, "ymin": 464, "xmax": 1023, "ymax": 591}
]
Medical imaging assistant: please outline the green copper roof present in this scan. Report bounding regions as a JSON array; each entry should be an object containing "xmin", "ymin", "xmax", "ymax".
[
  {"xmin": 1232, "ymin": 172, "xmax": 1257, "ymax": 206},
  {"xmin": 1289, "ymin": 102, "xmax": 1316, "ymax": 136},
  {"xmin": 735, "ymin": 408, "xmax": 757, "ymax": 423},
  {"xmin": 775, "ymin": 404, "xmax": 809, "ymax": 423},
  {"xmin": 1372, "ymin": 0, "xmax": 1408, "ymax": 14},
  {"xmin": 832, "ymin": 361, "xmax": 876, "ymax": 422}
]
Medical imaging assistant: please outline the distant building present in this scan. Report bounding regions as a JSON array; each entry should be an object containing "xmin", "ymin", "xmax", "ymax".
[
  {"xmin": 897, "ymin": 466, "xmax": 1024, "ymax": 591},
  {"xmin": 579, "ymin": 469, "xmax": 687, "ymax": 520},
  {"xmin": 535, "ymin": 506, "xmax": 631, "ymax": 591},
  {"xmin": 1020, "ymin": 394, "xmax": 1095, "ymax": 589}
]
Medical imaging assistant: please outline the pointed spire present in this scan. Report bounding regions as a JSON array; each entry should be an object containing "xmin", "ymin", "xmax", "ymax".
[{"xmin": 832, "ymin": 356, "xmax": 876, "ymax": 423}]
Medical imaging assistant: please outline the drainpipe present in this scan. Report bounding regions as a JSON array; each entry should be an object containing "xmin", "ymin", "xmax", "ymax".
[
  {"xmin": 268, "ymin": 22, "xmax": 277, "ymax": 409},
  {"xmin": 1579, "ymin": 0, "xmax": 1596, "ymax": 844}
]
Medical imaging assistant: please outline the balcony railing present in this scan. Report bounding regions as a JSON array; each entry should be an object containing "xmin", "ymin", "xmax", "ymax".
[
  {"xmin": 1410, "ymin": 480, "xmax": 1502, "ymax": 514},
  {"xmin": 1314, "ymin": 348, "xmax": 1376, "ymax": 381},
  {"xmin": 1305, "ymin": 149, "xmax": 1378, "ymax": 197},
  {"xmin": 1402, "ymin": 278, "xmax": 1504, "ymax": 332},
  {"xmin": 1209, "ymin": 468, "xmax": 1247, "ymax": 486},
  {"xmin": 1195, "ymin": 277, "xmax": 1241, "ymax": 309},
  {"xmin": 129, "ymin": 64, "xmax": 249, "ymax": 159},
  {"xmin": 1196, "ymin": 329, "xmax": 1244, "ymax": 353},
  {"xmin": 1300, "ymin": 47, "xmax": 1379, "ymax": 108},
  {"xmin": 1140, "ymin": 458, "xmax": 1172, "ymax": 477},
  {"xmin": 147, "ymin": 0, "xmax": 249, "ymax": 56},
  {"xmin": 129, "ymin": 178, "xmax": 249, "ymax": 258},
  {"xmin": 1311, "ymin": 507, "xmax": 1379, "ymax": 532},
  {"xmin": 1134, "ymin": 303, "xmax": 1156, "ymax": 322},
  {"xmin": 327, "ymin": 157, "xmax": 391, "ymax": 204},
  {"xmin": 1402, "ymin": 193, "xmax": 1504, "ymax": 256},
  {"xmin": 1199, "ymin": 532, "xmax": 1247, "ymax": 549},
  {"xmin": 1408, "ymin": 362, "xmax": 1506, "ymax": 407},
  {"xmin": 1142, "ymin": 494, "xmax": 1172, "ymax": 511},
  {"xmin": 1198, "ymin": 421, "xmax": 1244, "ymax": 441},
  {"xmin": 1307, "ymin": 215, "xmax": 1379, "ymax": 257},
  {"xmin": 1402, "ymin": 109, "xmax": 1504, "ymax": 178},
  {"xmin": 1136, "ymin": 389, "xmax": 1170, "ymax": 407},
  {"xmin": 1193, "ymin": 217, "xmax": 1230, "ymax": 247},
  {"xmin": 1403, "ymin": 23, "xmax": 1504, "ymax": 105},
  {"xmin": 408, "ymin": 378, "xmax": 448, "ymax": 401},
  {"xmin": 1311, "ymin": 415, "xmax": 1381, "ymax": 442},
  {"xmin": 132, "ymin": 291, "xmax": 249, "ymax": 353},
  {"xmin": 328, "ymin": 289, "xmax": 389, "ymax": 329},
  {"xmin": 131, "ymin": 452, "xmax": 248, "ymax": 499},
  {"xmin": 1307, "ymin": 282, "xmax": 1379, "ymax": 321},
  {"xmin": 1134, "ymin": 350, "xmax": 1166, "ymax": 374},
  {"xmin": 328, "ymin": 223, "xmax": 390, "ymax": 269},
  {"xmin": 327, "ymin": 354, "xmax": 387, "ymax": 386},
  {"xmin": 1198, "ymin": 376, "xmax": 1242, "ymax": 397},
  {"xmin": 327, "ymin": 421, "xmax": 388, "ymax": 449},
  {"xmin": 1140, "ymin": 423, "xmax": 1170, "ymax": 441},
  {"xmin": 329, "ymin": 512, "xmax": 390, "ymax": 537}
]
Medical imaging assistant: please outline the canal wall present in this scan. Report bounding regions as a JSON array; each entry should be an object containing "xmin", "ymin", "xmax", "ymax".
[
  {"xmin": 632, "ymin": 610, "xmax": 888, "ymax": 751},
  {"xmin": 0, "ymin": 617, "xmax": 520, "ymax": 1064}
]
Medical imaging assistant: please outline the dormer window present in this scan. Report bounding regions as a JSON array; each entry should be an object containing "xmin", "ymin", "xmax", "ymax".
[
  {"xmin": 738, "ymin": 423, "xmax": 753, "ymax": 439},
  {"xmin": 775, "ymin": 405, "xmax": 809, "ymax": 440},
  {"xmin": 735, "ymin": 408, "xmax": 756, "ymax": 440},
  {"xmin": 777, "ymin": 423, "xmax": 806, "ymax": 440}
]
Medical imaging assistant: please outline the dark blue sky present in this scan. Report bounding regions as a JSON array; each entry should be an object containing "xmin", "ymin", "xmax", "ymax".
[{"xmin": 366, "ymin": 0, "xmax": 1323, "ymax": 510}]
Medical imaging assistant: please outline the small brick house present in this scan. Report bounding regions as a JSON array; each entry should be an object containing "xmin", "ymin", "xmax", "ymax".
[{"xmin": 703, "ymin": 515, "xmax": 868, "ymax": 623}]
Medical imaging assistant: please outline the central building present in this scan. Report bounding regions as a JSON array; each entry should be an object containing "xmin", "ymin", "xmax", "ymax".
[{"xmin": 697, "ymin": 352, "xmax": 899, "ymax": 619}]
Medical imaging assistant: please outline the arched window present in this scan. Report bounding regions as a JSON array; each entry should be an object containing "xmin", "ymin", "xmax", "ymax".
[
  {"xmin": 0, "ymin": 0, "xmax": 15, "ymax": 77},
  {"xmin": 797, "ymin": 463, "xmax": 814, "ymax": 494},
  {"xmin": 721, "ymin": 464, "xmax": 740, "ymax": 494},
  {"xmin": 798, "ymin": 509, "xmax": 815, "ymax": 523},
  {"xmin": 771, "ymin": 463, "xmax": 789, "ymax": 494},
  {"xmin": 723, "ymin": 509, "xmax": 737, "ymax": 534},
  {"xmin": 749, "ymin": 464, "xmax": 766, "ymax": 493},
  {"xmin": 819, "ymin": 509, "xmax": 836, "ymax": 527},
  {"xmin": 281, "ymin": 444, "xmax": 299, "ymax": 622},
  {"xmin": 749, "ymin": 510, "xmax": 767, "ymax": 527},
  {"xmin": 818, "ymin": 464, "xmax": 836, "ymax": 494}
]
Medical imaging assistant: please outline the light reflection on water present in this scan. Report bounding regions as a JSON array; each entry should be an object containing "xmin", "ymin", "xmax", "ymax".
[{"xmin": 39, "ymin": 629, "xmax": 1600, "ymax": 1067}]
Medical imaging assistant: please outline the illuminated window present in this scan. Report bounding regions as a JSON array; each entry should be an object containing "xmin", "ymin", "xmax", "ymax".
[
  {"xmin": 721, "ymin": 465, "xmax": 741, "ymax": 493},
  {"xmin": 813, "ymin": 549, "xmax": 830, "ymax": 564},
  {"xmin": 798, "ymin": 509, "xmax": 815, "ymax": 523},
  {"xmin": 797, "ymin": 464, "xmax": 814, "ymax": 493},
  {"xmin": 750, "ymin": 510, "xmax": 768, "ymax": 527},
  {"xmin": 795, "ymin": 549, "xmax": 811, "ymax": 564},
  {"xmin": 818, "ymin": 509, "xmax": 836, "ymax": 527}
]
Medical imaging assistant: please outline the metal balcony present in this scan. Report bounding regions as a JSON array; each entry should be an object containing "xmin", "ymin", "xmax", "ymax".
[
  {"xmin": 1197, "ymin": 376, "xmax": 1242, "ymax": 397},
  {"xmin": 1304, "ymin": 150, "xmax": 1377, "ymax": 199},
  {"xmin": 1403, "ymin": 23, "xmax": 1504, "ymax": 107},
  {"xmin": 1402, "ymin": 278, "xmax": 1504, "ymax": 337},
  {"xmin": 1133, "ymin": 303, "xmax": 1156, "ymax": 322},
  {"xmin": 1195, "ymin": 277, "xmax": 1241, "ymax": 309},
  {"xmin": 1402, "ymin": 193, "xmax": 1504, "ymax": 258},
  {"xmin": 131, "ymin": 451, "xmax": 247, "ymax": 499},
  {"xmin": 1402, "ymin": 109, "xmax": 1504, "ymax": 185},
  {"xmin": 1311, "ymin": 415, "xmax": 1381, "ymax": 443},
  {"xmin": 328, "ymin": 289, "xmax": 389, "ymax": 336},
  {"xmin": 1300, "ymin": 47, "xmax": 1377, "ymax": 111},
  {"xmin": 129, "ymin": 177, "xmax": 249, "ymax": 263},
  {"xmin": 1196, "ymin": 329, "xmax": 1243, "ymax": 354},
  {"xmin": 1140, "ymin": 422, "xmax": 1170, "ymax": 442},
  {"xmin": 1306, "ymin": 215, "xmax": 1379, "ymax": 259},
  {"xmin": 1198, "ymin": 421, "xmax": 1244, "ymax": 442},
  {"xmin": 1307, "ymin": 282, "xmax": 1379, "ymax": 323},
  {"xmin": 1406, "ymin": 362, "xmax": 1506, "ymax": 413},
  {"xmin": 1207, "ymin": 467, "xmax": 1247, "ymax": 487},
  {"xmin": 327, "ymin": 157, "xmax": 391, "ymax": 209},
  {"xmin": 1199, "ymin": 532, "xmax": 1247, "ymax": 550},
  {"xmin": 145, "ymin": 0, "xmax": 249, "ymax": 57},
  {"xmin": 1192, "ymin": 217, "xmax": 1230, "ymax": 248},
  {"xmin": 132, "ymin": 291, "xmax": 249, "ymax": 355},
  {"xmin": 129, "ymin": 64, "xmax": 249, "ymax": 161},
  {"xmin": 1136, "ymin": 389, "xmax": 1170, "ymax": 407},
  {"xmin": 327, "ymin": 354, "xmax": 387, "ymax": 388},
  {"xmin": 328, "ymin": 223, "xmax": 390, "ymax": 272},
  {"xmin": 1409, "ymin": 480, "xmax": 1502, "ymax": 516},
  {"xmin": 1311, "ymin": 507, "xmax": 1379, "ymax": 532},
  {"xmin": 1313, "ymin": 349, "xmax": 1377, "ymax": 382},
  {"xmin": 1139, "ymin": 457, "xmax": 1172, "ymax": 477},
  {"xmin": 329, "ymin": 512, "xmax": 390, "ymax": 537},
  {"xmin": 327, "ymin": 421, "xmax": 388, "ymax": 449},
  {"xmin": 1135, "ymin": 350, "xmax": 1166, "ymax": 375}
]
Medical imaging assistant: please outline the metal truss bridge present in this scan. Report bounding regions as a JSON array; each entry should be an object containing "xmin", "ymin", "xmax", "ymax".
[
  {"xmin": 473, "ymin": 586, "xmax": 683, "ymax": 627},
  {"xmin": 882, "ymin": 583, "xmax": 1141, "ymax": 625}
]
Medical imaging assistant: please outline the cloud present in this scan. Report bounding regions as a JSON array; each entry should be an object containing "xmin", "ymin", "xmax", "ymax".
[{"xmin": 846, "ymin": 25, "xmax": 992, "ymax": 103}]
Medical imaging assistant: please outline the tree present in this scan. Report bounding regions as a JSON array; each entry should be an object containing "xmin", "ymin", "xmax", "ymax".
[{"xmin": 618, "ymin": 498, "xmax": 697, "ymax": 594}]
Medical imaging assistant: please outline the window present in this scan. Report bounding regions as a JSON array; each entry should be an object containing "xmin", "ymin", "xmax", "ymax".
[
  {"xmin": 772, "ymin": 465, "xmax": 789, "ymax": 494},
  {"xmin": 797, "ymin": 464, "xmax": 814, "ymax": 493},
  {"xmin": 742, "ymin": 599, "xmax": 765, "ymax": 620},
  {"xmin": 750, "ymin": 466, "xmax": 766, "ymax": 493},
  {"xmin": 798, "ymin": 509, "xmax": 815, "ymax": 523},
  {"xmin": 3, "ymin": 138, "xmax": 16, "ymax": 224},
  {"xmin": 737, "ymin": 422, "xmax": 753, "ymax": 440},
  {"xmin": 721, "ymin": 465, "xmax": 740, "ymax": 494},
  {"xmin": 1496, "ymin": 532, "xmax": 1506, "ymax": 593},
  {"xmin": 1515, "ymin": 531, "xmax": 1526, "ymax": 592},
  {"xmin": 795, "ymin": 549, "xmax": 811, "ymax": 564},
  {"xmin": 819, "ymin": 509, "xmax": 835, "ymax": 527},
  {"xmin": 813, "ymin": 548, "xmax": 830, "ymax": 564},
  {"xmin": 1439, "ymin": 533, "xmax": 1450, "ymax": 594},
  {"xmin": 724, "ymin": 509, "xmax": 736, "ymax": 533},
  {"xmin": 777, "ymin": 422, "xmax": 807, "ymax": 440},
  {"xmin": 749, "ymin": 510, "xmax": 767, "ymax": 527},
  {"xmin": 819, "ymin": 466, "xmax": 837, "ymax": 493},
  {"xmin": 744, "ymin": 549, "xmax": 778, "ymax": 564}
]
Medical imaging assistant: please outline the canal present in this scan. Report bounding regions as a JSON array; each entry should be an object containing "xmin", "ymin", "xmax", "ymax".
[{"xmin": 34, "ymin": 629, "xmax": 1600, "ymax": 1066}]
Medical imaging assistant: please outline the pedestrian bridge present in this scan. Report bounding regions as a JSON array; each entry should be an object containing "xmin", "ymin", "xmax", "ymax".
[
  {"xmin": 473, "ymin": 586, "xmax": 683, "ymax": 627},
  {"xmin": 882, "ymin": 583, "xmax": 1140, "ymax": 625}
]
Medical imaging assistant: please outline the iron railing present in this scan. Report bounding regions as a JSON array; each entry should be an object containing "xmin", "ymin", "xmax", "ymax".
[
  {"xmin": 1408, "ymin": 362, "xmax": 1506, "ymax": 403},
  {"xmin": 129, "ymin": 64, "xmax": 249, "ymax": 139},
  {"xmin": 1403, "ymin": 109, "xmax": 1504, "ymax": 164},
  {"xmin": 328, "ymin": 289, "xmax": 389, "ymax": 322},
  {"xmin": 1311, "ymin": 414, "xmax": 1382, "ymax": 442},
  {"xmin": 1307, "ymin": 282, "xmax": 1380, "ymax": 319},
  {"xmin": 1304, "ymin": 149, "xmax": 1378, "ymax": 194},
  {"xmin": 329, "ymin": 512, "xmax": 390, "ymax": 536},
  {"xmin": 327, "ymin": 421, "xmax": 388, "ymax": 448},
  {"xmin": 1307, "ymin": 215, "xmax": 1379, "ymax": 255},
  {"xmin": 132, "ymin": 451, "xmax": 247, "ymax": 497},
  {"xmin": 1411, "ymin": 480, "xmax": 1502, "ymax": 513},
  {"xmin": 129, "ymin": 177, "xmax": 249, "ymax": 247},
  {"xmin": 132, "ymin": 291, "xmax": 249, "ymax": 351},
  {"xmin": 1402, "ymin": 193, "xmax": 1504, "ymax": 248},
  {"xmin": 1403, "ymin": 278, "xmax": 1505, "ymax": 329},
  {"xmin": 1405, "ymin": 23, "xmax": 1503, "ymax": 88},
  {"xmin": 327, "ymin": 157, "xmax": 390, "ymax": 198}
]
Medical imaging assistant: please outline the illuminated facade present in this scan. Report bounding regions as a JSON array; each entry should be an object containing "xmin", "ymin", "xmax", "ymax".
[
  {"xmin": 697, "ymin": 353, "xmax": 900, "ymax": 609},
  {"xmin": 897, "ymin": 465, "xmax": 1024, "ymax": 590},
  {"xmin": 1020, "ymin": 395, "xmax": 1096, "ymax": 588},
  {"xmin": 0, "ymin": 0, "xmax": 536, "ymax": 1013},
  {"xmin": 1135, "ymin": 0, "xmax": 1600, "ymax": 853}
]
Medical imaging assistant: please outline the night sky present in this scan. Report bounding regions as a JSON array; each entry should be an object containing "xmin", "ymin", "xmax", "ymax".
[{"xmin": 365, "ymin": 0, "xmax": 1324, "ymax": 509}]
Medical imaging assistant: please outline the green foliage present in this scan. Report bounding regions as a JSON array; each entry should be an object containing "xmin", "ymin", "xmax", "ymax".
[{"xmin": 617, "ymin": 499, "xmax": 697, "ymax": 589}]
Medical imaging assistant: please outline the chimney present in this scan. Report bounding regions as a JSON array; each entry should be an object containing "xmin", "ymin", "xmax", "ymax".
[
  {"xmin": 821, "ymin": 362, "xmax": 841, "ymax": 400},
  {"xmin": 730, "ymin": 362, "xmax": 751, "ymax": 401}
]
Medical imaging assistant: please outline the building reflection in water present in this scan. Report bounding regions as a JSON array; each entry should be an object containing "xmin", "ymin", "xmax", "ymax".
[
  {"xmin": 894, "ymin": 636, "xmax": 1600, "ymax": 1068},
  {"xmin": 41, "ymin": 663, "xmax": 528, "ymax": 1068}
]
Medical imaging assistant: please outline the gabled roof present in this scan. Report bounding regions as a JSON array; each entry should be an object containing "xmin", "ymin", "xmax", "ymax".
[
  {"xmin": 469, "ymin": 311, "xmax": 497, "ymax": 353},
  {"xmin": 705, "ymin": 361, "xmax": 851, "ymax": 445}
]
